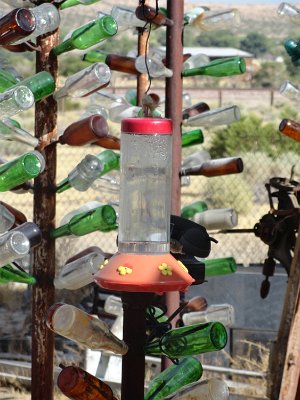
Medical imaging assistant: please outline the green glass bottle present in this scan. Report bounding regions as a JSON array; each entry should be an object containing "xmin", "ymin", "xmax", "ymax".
[
  {"xmin": 53, "ymin": 16, "xmax": 118, "ymax": 56},
  {"xmin": 144, "ymin": 357, "xmax": 203, "ymax": 400},
  {"xmin": 145, "ymin": 321, "xmax": 227, "ymax": 358},
  {"xmin": 204, "ymin": 257, "xmax": 237, "ymax": 277},
  {"xmin": 12, "ymin": 71, "xmax": 55, "ymax": 102},
  {"xmin": 0, "ymin": 264, "xmax": 36, "ymax": 285},
  {"xmin": 50, "ymin": 204, "xmax": 117, "ymax": 239},
  {"xmin": 181, "ymin": 129, "xmax": 204, "ymax": 147},
  {"xmin": 182, "ymin": 57, "xmax": 246, "ymax": 78},
  {"xmin": 0, "ymin": 151, "xmax": 45, "ymax": 192},
  {"xmin": 0, "ymin": 68, "xmax": 19, "ymax": 92},
  {"xmin": 181, "ymin": 201, "xmax": 208, "ymax": 219},
  {"xmin": 60, "ymin": 0, "xmax": 101, "ymax": 10},
  {"xmin": 95, "ymin": 149, "xmax": 120, "ymax": 176}
]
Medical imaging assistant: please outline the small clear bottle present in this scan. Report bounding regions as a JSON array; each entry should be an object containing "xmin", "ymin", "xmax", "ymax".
[
  {"xmin": 278, "ymin": 2, "xmax": 300, "ymax": 24},
  {"xmin": 164, "ymin": 378, "xmax": 229, "ymax": 400},
  {"xmin": 54, "ymin": 63, "xmax": 111, "ymax": 100},
  {"xmin": 279, "ymin": 80, "xmax": 300, "ymax": 102},
  {"xmin": 135, "ymin": 55, "xmax": 173, "ymax": 78},
  {"xmin": 182, "ymin": 304, "xmax": 235, "ymax": 327},
  {"xmin": 192, "ymin": 208, "xmax": 238, "ymax": 230},
  {"xmin": 56, "ymin": 154, "xmax": 103, "ymax": 193},
  {"xmin": 46, "ymin": 303, "xmax": 128, "ymax": 355},
  {"xmin": 191, "ymin": 8, "xmax": 240, "ymax": 31},
  {"xmin": 54, "ymin": 247, "xmax": 105, "ymax": 290},
  {"xmin": 183, "ymin": 105, "xmax": 240, "ymax": 127},
  {"xmin": 111, "ymin": 5, "xmax": 146, "ymax": 31},
  {"xmin": 0, "ymin": 118, "xmax": 38, "ymax": 147},
  {"xmin": 183, "ymin": 53, "xmax": 210, "ymax": 70},
  {"xmin": 0, "ymin": 230, "xmax": 30, "ymax": 267},
  {"xmin": 0, "ymin": 86, "xmax": 34, "ymax": 119}
]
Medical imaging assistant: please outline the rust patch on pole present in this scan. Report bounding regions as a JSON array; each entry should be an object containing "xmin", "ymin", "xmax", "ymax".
[{"xmin": 31, "ymin": 30, "xmax": 58, "ymax": 400}]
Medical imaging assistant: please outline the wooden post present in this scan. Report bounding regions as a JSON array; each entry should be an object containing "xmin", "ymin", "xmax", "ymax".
[
  {"xmin": 279, "ymin": 287, "xmax": 300, "ymax": 400},
  {"xmin": 31, "ymin": 30, "xmax": 58, "ymax": 400},
  {"xmin": 269, "ymin": 225, "xmax": 300, "ymax": 399}
]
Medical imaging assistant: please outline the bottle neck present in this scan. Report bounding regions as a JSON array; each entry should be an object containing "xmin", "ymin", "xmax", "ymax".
[
  {"xmin": 56, "ymin": 177, "xmax": 71, "ymax": 193},
  {"xmin": 53, "ymin": 37, "xmax": 75, "ymax": 56},
  {"xmin": 50, "ymin": 223, "xmax": 71, "ymax": 239}
]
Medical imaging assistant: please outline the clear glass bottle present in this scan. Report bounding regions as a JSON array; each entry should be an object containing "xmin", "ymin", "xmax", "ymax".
[
  {"xmin": 0, "ymin": 118, "xmax": 38, "ymax": 147},
  {"xmin": 53, "ymin": 16, "xmax": 118, "ymax": 56},
  {"xmin": 182, "ymin": 57, "xmax": 246, "ymax": 78},
  {"xmin": 90, "ymin": 90, "xmax": 125, "ymax": 109},
  {"xmin": 183, "ymin": 105, "xmax": 240, "ymax": 127},
  {"xmin": 109, "ymin": 103, "xmax": 141, "ymax": 123},
  {"xmin": 0, "ymin": 7, "xmax": 36, "ymax": 45},
  {"xmin": 0, "ymin": 200, "xmax": 27, "ymax": 227},
  {"xmin": 191, "ymin": 8, "xmax": 240, "ymax": 31},
  {"xmin": 278, "ymin": 2, "xmax": 300, "ymax": 24},
  {"xmin": 0, "ymin": 264, "xmax": 36, "ymax": 285},
  {"xmin": 144, "ymin": 357, "xmax": 203, "ymax": 400},
  {"xmin": 182, "ymin": 150, "xmax": 211, "ymax": 169},
  {"xmin": 11, "ymin": 221, "xmax": 42, "ymax": 248},
  {"xmin": 203, "ymin": 257, "xmax": 237, "ymax": 277},
  {"xmin": 14, "ymin": 3, "xmax": 60, "ymax": 44},
  {"xmin": 0, "ymin": 230, "xmax": 30, "ymax": 267},
  {"xmin": 0, "ymin": 150, "xmax": 45, "ymax": 192},
  {"xmin": 54, "ymin": 246, "xmax": 105, "ymax": 290},
  {"xmin": 0, "ymin": 68, "xmax": 19, "ymax": 92},
  {"xmin": 54, "ymin": 63, "xmax": 110, "ymax": 100},
  {"xmin": 46, "ymin": 303, "xmax": 128, "ymax": 355},
  {"xmin": 135, "ymin": 54, "xmax": 173, "ymax": 78},
  {"xmin": 58, "ymin": 114, "xmax": 109, "ymax": 146},
  {"xmin": 164, "ymin": 378, "xmax": 229, "ymax": 400},
  {"xmin": 50, "ymin": 204, "xmax": 117, "ymax": 239},
  {"xmin": 56, "ymin": 154, "xmax": 103, "ymax": 193},
  {"xmin": 279, "ymin": 80, "xmax": 300, "ymax": 102},
  {"xmin": 145, "ymin": 321, "xmax": 228, "ymax": 357},
  {"xmin": 180, "ymin": 157, "xmax": 243, "ymax": 178},
  {"xmin": 110, "ymin": 5, "xmax": 146, "ymax": 31},
  {"xmin": 0, "ymin": 86, "xmax": 34, "ymax": 119},
  {"xmin": 184, "ymin": 7, "xmax": 207, "ymax": 26},
  {"xmin": 192, "ymin": 208, "xmax": 238, "ymax": 230},
  {"xmin": 183, "ymin": 53, "xmax": 210, "ymax": 70},
  {"xmin": 182, "ymin": 304, "xmax": 235, "ymax": 327},
  {"xmin": 181, "ymin": 201, "xmax": 208, "ymax": 220}
]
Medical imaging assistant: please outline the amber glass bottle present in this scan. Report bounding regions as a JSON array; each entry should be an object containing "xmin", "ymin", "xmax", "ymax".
[
  {"xmin": 279, "ymin": 118, "xmax": 300, "ymax": 142},
  {"xmin": 180, "ymin": 157, "xmax": 243, "ymax": 177},
  {"xmin": 135, "ymin": 4, "xmax": 174, "ymax": 26},
  {"xmin": 0, "ymin": 8, "xmax": 36, "ymax": 45}
]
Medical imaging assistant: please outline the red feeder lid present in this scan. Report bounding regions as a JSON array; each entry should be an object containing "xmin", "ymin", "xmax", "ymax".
[{"xmin": 121, "ymin": 117, "xmax": 173, "ymax": 135}]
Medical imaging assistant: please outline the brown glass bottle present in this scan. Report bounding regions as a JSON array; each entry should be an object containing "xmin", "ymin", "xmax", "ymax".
[
  {"xmin": 0, "ymin": 200, "xmax": 27, "ymax": 227},
  {"xmin": 106, "ymin": 54, "xmax": 138, "ymax": 75},
  {"xmin": 182, "ymin": 102, "xmax": 210, "ymax": 120},
  {"xmin": 180, "ymin": 157, "xmax": 244, "ymax": 177},
  {"xmin": 135, "ymin": 4, "xmax": 174, "ymax": 27},
  {"xmin": 57, "ymin": 365, "xmax": 117, "ymax": 400},
  {"xmin": 0, "ymin": 8, "xmax": 36, "ymax": 45},
  {"xmin": 279, "ymin": 118, "xmax": 300, "ymax": 142},
  {"xmin": 58, "ymin": 115, "xmax": 109, "ymax": 146},
  {"xmin": 93, "ymin": 134, "xmax": 121, "ymax": 150}
]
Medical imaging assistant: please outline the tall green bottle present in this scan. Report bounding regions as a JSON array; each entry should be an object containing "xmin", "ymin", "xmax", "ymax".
[
  {"xmin": 12, "ymin": 71, "xmax": 55, "ymax": 102},
  {"xmin": 182, "ymin": 57, "xmax": 246, "ymax": 78},
  {"xmin": 204, "ymin": 257, "xmax": 237, "ymax": 277},
  {"xmin": 145, "ymin": 321, "xmax": 227, "ymax": 358},
  {"xmin": 60, "ymin": 0, "xmax": 101, "ymax": 10},
  {"xmin": 144, "ymin": 357, "xmax": 203, "ymax": 400},
  {"xmin": 0, "ymin": 151, "xmax": 45, "ymax": 192},
  {"xmin": 50, "ymin": 205, "xmax": 117, "ymax": 239},
  {"xmin": 0, "ymin": 265, "xmax": 36, "ymax": 285},
  {"xmin": 53, "ymin": 16, "xmax": 118, "ymax": 56},
  {"xmin": 181, "ymin": 129, "xmax": 204, "ymax": 147},
  {"xmin": 181, "ymin": 200, "xmax": 208, "ymax": 219}
]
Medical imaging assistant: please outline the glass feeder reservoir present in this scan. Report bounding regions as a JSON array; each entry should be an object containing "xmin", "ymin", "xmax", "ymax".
[{"xmin": 94, "ymin": 117, "xmax": 194, "ymax": 293}]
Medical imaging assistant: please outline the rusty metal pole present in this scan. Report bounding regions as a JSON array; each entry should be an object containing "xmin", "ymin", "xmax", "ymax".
[
  {"xmin": 162, "ymin": 0, "xmax": 184, "ymax": 369},
  {"xmin": 31, "ymin": 31, "xmax": 58, "ymax": 400},
  {"xmin": 120, "ymin": 6, "xmax": 153, "ymax": 400}
]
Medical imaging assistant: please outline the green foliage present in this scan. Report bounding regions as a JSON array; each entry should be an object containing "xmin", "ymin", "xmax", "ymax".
[
  {"xmin": 194, "ymin": 30, "xmax": 240, "ymax": 48},
  {"xmin": 202, "ymin": 175, "xmax": 253, "ymax": 215},
  {"xmin": 208, "ymin": 114, "xmax": 300, "ymax": 159},
  {"xmin": 251, "ymin": 61, "xmax": 287, "ymax": 88},
  {"xmin": 240, "ymin": 33, "xmax": 269, "ymax": 56}
]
